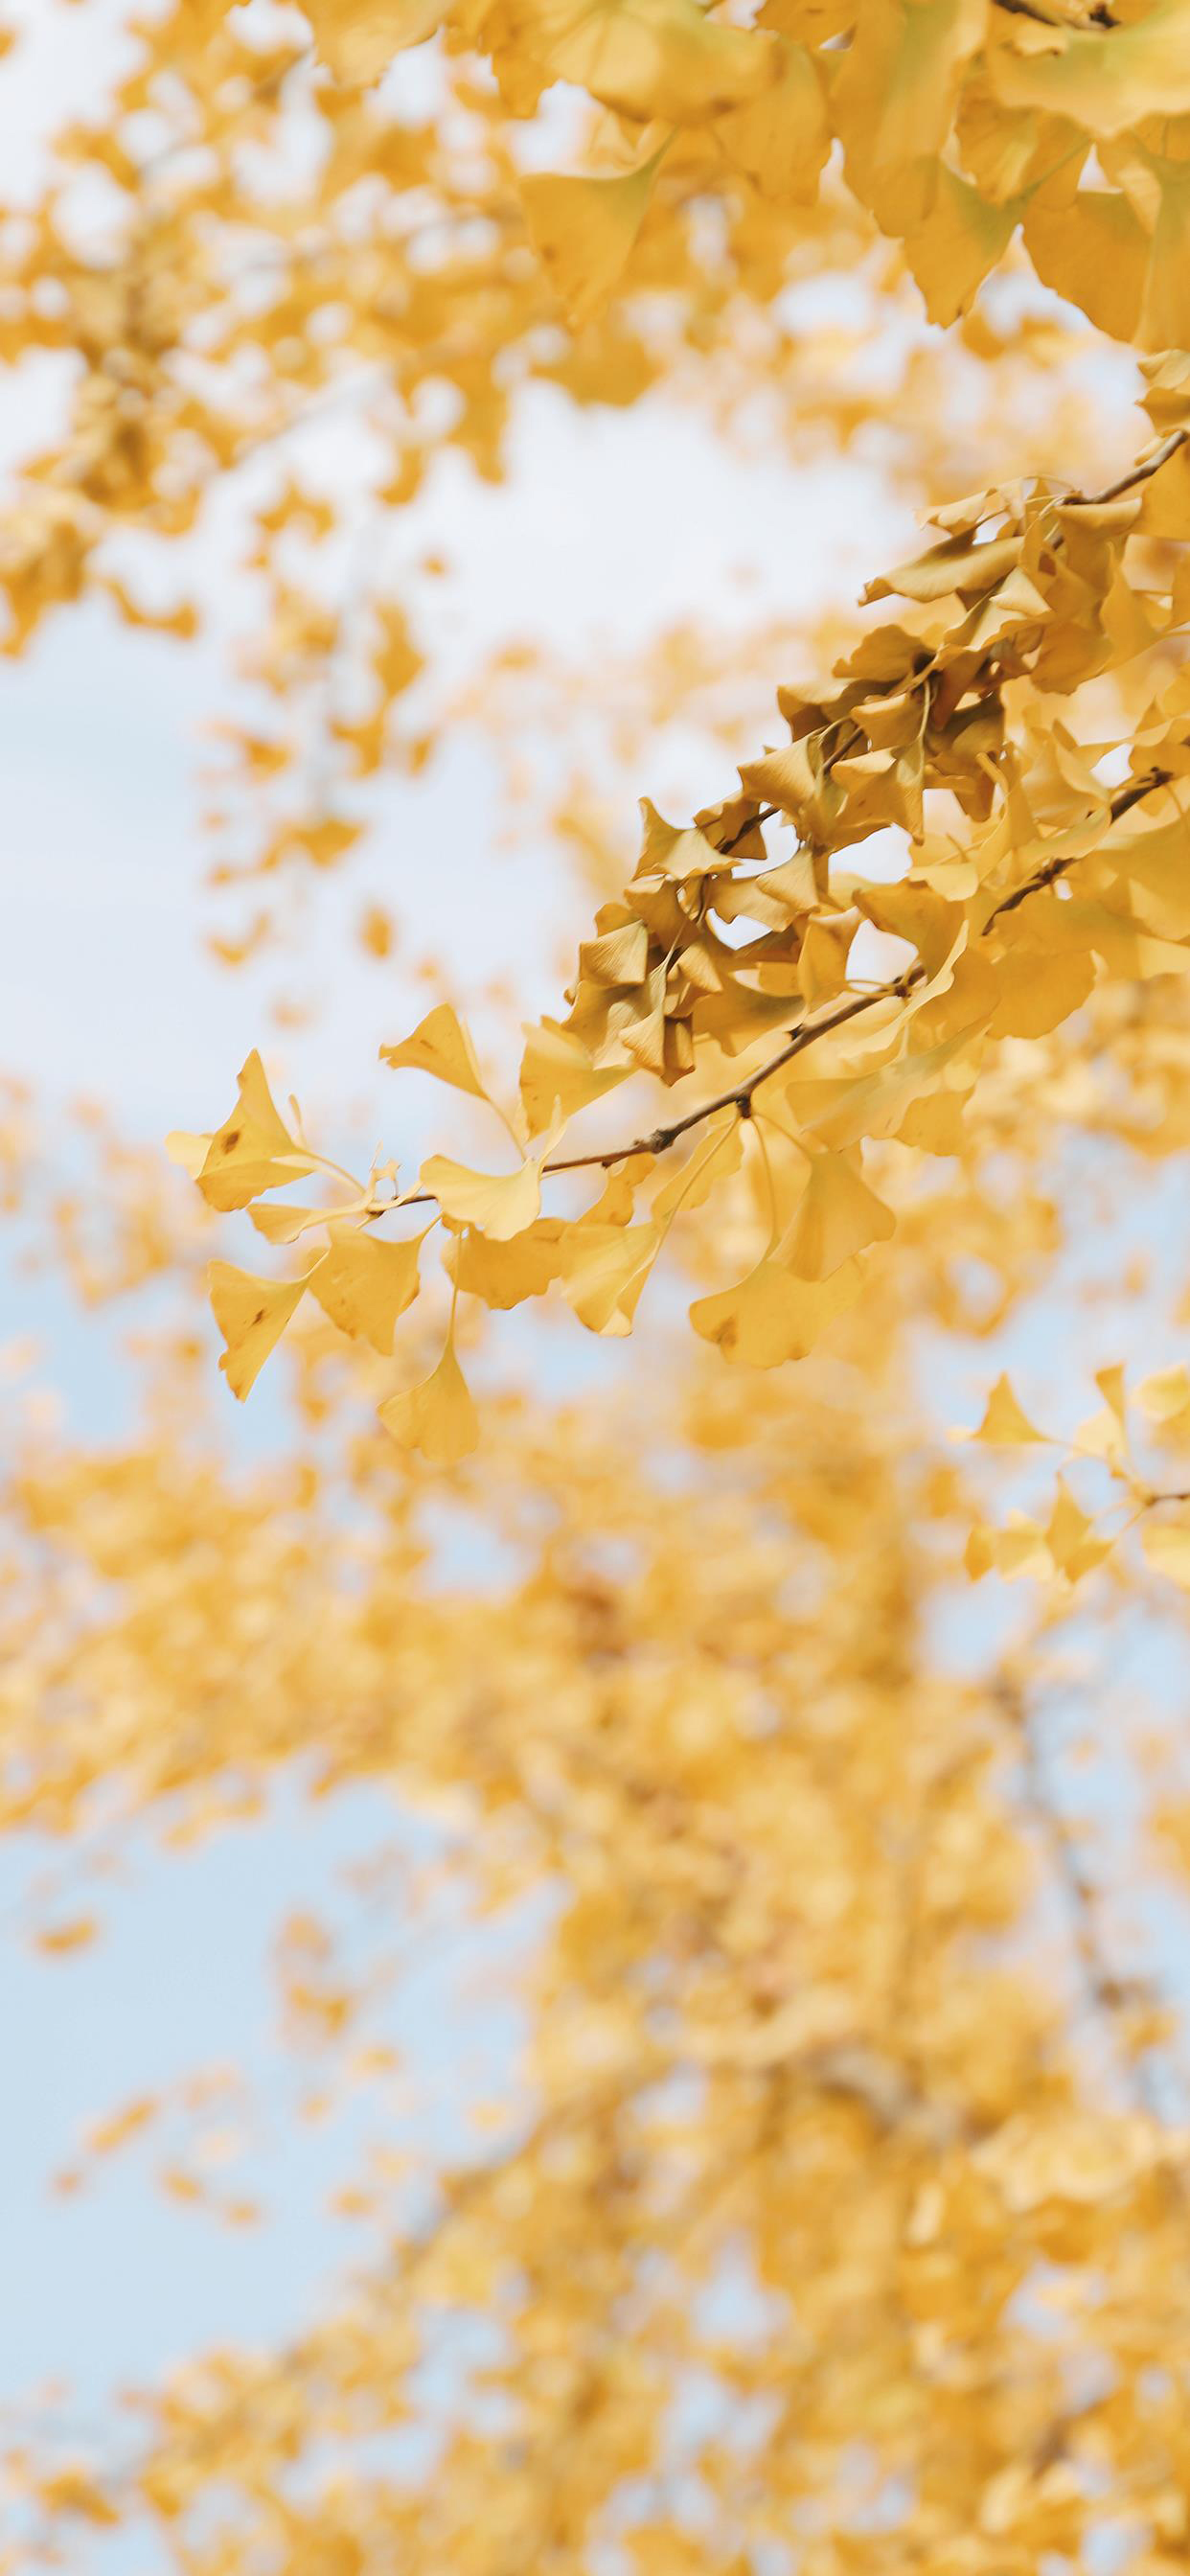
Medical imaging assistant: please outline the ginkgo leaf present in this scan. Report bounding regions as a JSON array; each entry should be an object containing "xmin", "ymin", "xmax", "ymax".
[
  {"xmin": 518, "ymin": 1021, "xmax": 629, "ymax": 1136},
  {"xmin": 1096, "ymin": 1364, "xmax": 1127, "ymax": 1428},
  {"xmin": 1045, "ymin": 1479, "xmax": 1111, "ymax": 1584},
  {"xmin": 380, "ymin": 1005, "xmax": 488, "ymax": 1100},
  {"xmin": 209, "ymin": 1263, "xmax": 310, "ymax": 1399},
  {"xmin": 689, "ymin": 1255, "xmax": 861, "ymax": 1367},
  {"xmin": 507, "ymin": 0, "xmax": 778, "ymax": 126},
  {"xmin": 175, "ymin": 1053, "xmax": 316, "ymax": 1213},
  {"xmin": 1022, "ymin": 190, "xmax": 1146, "ymax": 352},
  {"xmin": 1142, "ymin": 1518, "xmax": 1190, "ymax": 1589},
  {"xmin": 579, "ymin": 919, "xmax": 652, "ymax": 987},
  {"xmin": 988, "ymin": 0, "xmax": 1190, "ymax": 137},
  {"xmin": 1137, "ymin": 1365, "xmax": 1190, "ymax": 1425},
  {"xmin": 715, "ymin": 34, "xmax": 827, "ymax": 203},
  {"xmin": 164, "ymin": 1131, "xmax": 210, "ymax": 1180},
  {"xmin": 967, "ymin": 1511, "xmax": 1052, "ymax": 1584},
  {"xmin": 249, "ymin": 1202, "xmax": 337, "ymax": 1245},
  {"xmin": 988, "ymin": 947, "xmax": 1095, "ymax": 1040},
  {"xmin": 781, "ymin": 1152, "xmax": 895, "ymax": 1281},
  {"xmin": 379, "ymin": 1340, "xmax": 479, "ymax": 1463},
  {"xmin": 651, "ymin": 1112, "xmax": 742, "ymax": 1220},
  {"xmin": 421, "ymin": 1153, "xmax": 543, "ymax": 1241},
  {"xmin": 521, "ymin": 149, "xmax": 665, "ymax": 326},
  {"xmin": 902, "ymin": 166, "xmax": 1023, "ymax": 330},
  {"xmin": 446, "ymin": 1219, "xmax": 567, "ymax": 1308},
  {"xmin": 864, "ymin": 530, "xmax": 1021, "ymax": 610},
  {"xmin": 304, "ymin": 0, "xmax": 446, "ymax": 81},
  {"xmin": 636, "ymin": 798, "xmax": 725, "ymax": 882},
  {"xmin": 796, "ymin": 915, "xmax": 854, "ymax": 1008},
  {"xmin": 794, "ymin": 1021, "xmax": 987, "ymax": 1152},
  {"xmin": 969, "ymin": 1372, "xmax": 1043, "ymax": 1444},
  {"xmin": 559, "ymin": 1221, "xmax": 660, "ymax": 1334},
  {"xmin": 308, "ymin": 1229, "xmax": 425, "ymax": 1354}
]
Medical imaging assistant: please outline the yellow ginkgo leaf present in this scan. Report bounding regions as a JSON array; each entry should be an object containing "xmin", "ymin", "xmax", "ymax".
[
  {"xmin": 308, "ymin": 1229, "xmax": 426, "ymax": 1354},
  {"xmin": 1044, "ymin": 1479, "xmax": 1111, "ymax": 1584},
  {"xmin": 781, "ymin": 1151, "xmax": 895, "ymax": 1281},
  {"xmin": 1138, "ymin": 1365, "xmax": 1190, "ymax": 1423},
  {"xmin": 379, "ymin": 1340, "xmax": 479, "ymax": 1464},
  {"xmin": 508, "ymin": 0, "xmax": 777, "ymax": 126},
  {"xmin": 689, "ymin": 1255, "xmax": 860, "ymax": 1368},
  {"xmin": 559, "ymin": 1221, "xmax": 660, "ymax": 1335},
  {"xmin": 521, "ymin": 148, "xmax": 665, "ymax": 327},
  {"xmin": 209, "ymin": 1262, "xmax": 311, "ymax": 1400},
  {"xmin": 715, "ymin": 35, "xmax": 827, "ymax": 204},
  {"xmin": 1142, "ymin": 1518, "xmax": 1190, "ymax": 1589},
  {"xmin": 902, "ymin": 166, "xmax": 1022, "ymax": 331},
  {"xmin": 796, "ymin": 1020, "xmax": 987, "ymax": 1152},
  {"xmin": 635, "ymin": 798, "xmax": 725, "ymax": 883},
  {"xmin": 380, "ymin": 1004, "xmax": 488, "ymax": 1101},
  {"xmin": 421, "ymin": 1153, "xmax": 543, "ymax": 1241},
  {"xmin": 988, "ymin": 0, "xmax": 1190, "ymax": 139},
  {"xmin": 651, "ymin": 1112, "xmax": 742, "ymax": 1221},
  {"xmin": 304, "ymin": 0, "xmax": 446, "ymax": 81},
  {"xmin": 248, "ymin": 1203, "xmax": 335, "ymax": 1245},
  {"xmin": 518, "ymin": 1021, "xmax": 630, "ymax": 1137},
  {"xmin": 969, "ymin": 1372, "xmax": 1043, "ymax": 1445},
  {"xmin": 172, "ymin": 1053, "xmax": 315, "ymax": 1213},
  {"xmin": 988, "ymin": 947, "xmax": 1095, "ymax": 1041},
  {"xmin": 446, "ymin": 1219, "xmax": 567, "ymax": 1309},
  {"xmin": 796, "ymin": 915, "xmax": 855, "ymax": 1009}
]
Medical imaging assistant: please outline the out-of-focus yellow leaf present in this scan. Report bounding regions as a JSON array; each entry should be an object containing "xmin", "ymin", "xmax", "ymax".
[
  {"xmin": 560, "ymin": 1220, "xmax": 660, "ymax": 1333},
  {"xmin": 505, "ymin": 0, "xmax": 778, "ymax": 125},
  {"xmin": 521, "ymin": 149, "xmax": 665, "ymax": 325},
  {"xmin": 1142, "ymin": 1518, "xmax": 1190, "ymax": 1588},
  {"xmin": 304, "ymin": 0, "xmax": 446, "ymax": 81},
  {"xmin": 781, "ymin": 1150, "xmax": 895, "ymax": 1280},
  {"xmin": 380, "ymin": 1340, "xmax": 479, "ymax": 1463},
  {"xmin": 969, "ymin": 1371, "xmax": 1044, "ymax": 1444},
  {"xmin": 690, "ymin": 1254, "xmax": 861, "ymax": 1366}
]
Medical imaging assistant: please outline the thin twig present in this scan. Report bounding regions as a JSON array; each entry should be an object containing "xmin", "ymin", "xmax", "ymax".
[
  {"xmin": 1066, "ymin": 426, "xmax": 1188, "ymax": 509},
  {"xmin": 992, "ymin": 0, "xmax": 1115, "ymax": 25},
  {"xmin": 392, "ymin": 428, "xmax": 1186, "ymax": 1216},
  {"xmin": 394, "ymin": 766, "xmax": 1175, "ymax": 1211},
  {"xmin": 984, "ymin": 767, "xmax": 1173, "ymax": 924}
]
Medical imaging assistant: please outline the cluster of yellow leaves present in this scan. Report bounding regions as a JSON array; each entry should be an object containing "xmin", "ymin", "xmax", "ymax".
[
  {"xmin": 195, "ymin": 360, "xmax": 1190, "ymax": 1470},
  {"xmin": 294, "ymin": 0, "xmax": 1190, "ymax": 347},
  {"xmin": 965, "ymin": 1358, "xmax": 1190, "ymax": 1589},
  {"xmin": 0, "ymin": 0, "xmax": 1145, "ymax": 906}
]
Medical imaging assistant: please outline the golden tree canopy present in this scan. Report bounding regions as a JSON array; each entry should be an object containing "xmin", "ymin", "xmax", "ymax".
[{"xmin": 7, "ymin": 2, "xmax": 1190, "ymax": 2572}]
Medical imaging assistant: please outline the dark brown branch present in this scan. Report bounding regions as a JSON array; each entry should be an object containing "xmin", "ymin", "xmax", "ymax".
[{"xmin": 992, "ymin": 0, "xmax": 1115, "ymax": 24}]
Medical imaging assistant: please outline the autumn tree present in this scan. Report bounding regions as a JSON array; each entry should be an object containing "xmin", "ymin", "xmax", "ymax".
[{"xmin": 7, "ymin": 1, "xmax": 1190, "ymax": 2570}]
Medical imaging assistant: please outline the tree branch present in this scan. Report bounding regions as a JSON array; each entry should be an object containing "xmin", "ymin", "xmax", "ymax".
[
  {"xmin": 529, "ymin": 766, "xmax": 1173, "ymax": 1184},
  {"xmin": 396, "ymin": 421, "xmax": 1189, "ymax": 1216},
  {"xmin": 392, "ymin": 767, "xmax": 1175, "ymax": 1213}
]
